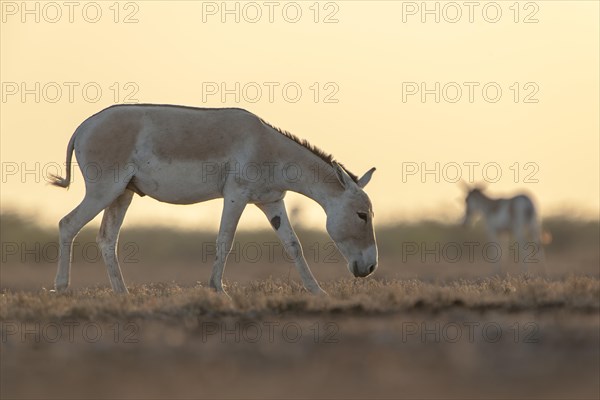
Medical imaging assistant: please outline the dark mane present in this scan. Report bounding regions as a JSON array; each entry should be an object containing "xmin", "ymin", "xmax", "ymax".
[{"xmin": 259, "ymin": 118, "xmax": 359, "ymax": 183}]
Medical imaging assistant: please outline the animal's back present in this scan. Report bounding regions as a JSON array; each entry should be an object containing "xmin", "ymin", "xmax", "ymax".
[
  {"xmin": 74, "ymin": 105, "xmax": 265, "ymax": 166},
  {"xmin": 70, "ymin": 104, "xmax": 275, "ymax": 204},
  {"xmin": 511, "ymin": 194, "xmax": 536, "ymax": 221}
]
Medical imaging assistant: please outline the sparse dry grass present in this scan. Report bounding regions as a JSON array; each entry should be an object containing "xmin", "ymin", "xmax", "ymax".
[
  {"xmin": 2, "ymin": 275, "xmax": 598, "ymax": 322},
  {"xmin": 2, "ymin": 276, "xmax": 599, "ymax": 400}
]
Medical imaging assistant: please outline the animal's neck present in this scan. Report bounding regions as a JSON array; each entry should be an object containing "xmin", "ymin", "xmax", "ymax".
[
  {"xmin": 476, "ymin": 194, "xmax": 499, "ymax": 213},
  {"xmin": 281, "ymin": 154, "xmax": 345, "ymax": 213}
]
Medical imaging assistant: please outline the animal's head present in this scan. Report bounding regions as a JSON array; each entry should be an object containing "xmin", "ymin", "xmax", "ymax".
[
  {"xmin": 462, "ymin": 183, "xmax": 486, "ymax": 227},
  {"xmin": 326, "ymin": 163, "xmax": 378, "ymax": 278}
]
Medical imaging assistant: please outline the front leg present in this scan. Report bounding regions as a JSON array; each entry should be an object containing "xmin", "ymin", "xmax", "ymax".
[
  {"xmin": 486, "ymin": 228, "xmax": 504, "ymax": 273},
  {"xmin": 209, "ymin": 197, "xmax": 247, "ymax": 295},
  {"xmin": 257, "ymin": 200, "xmax": 326, "ymax": 295}
]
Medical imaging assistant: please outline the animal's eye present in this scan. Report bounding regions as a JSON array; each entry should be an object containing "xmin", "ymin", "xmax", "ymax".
[{"xmin": 357, "ymin": 212, "xmax": 368, "ymax": 222}]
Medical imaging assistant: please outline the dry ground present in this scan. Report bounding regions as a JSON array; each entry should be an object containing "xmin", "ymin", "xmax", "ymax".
[
  {"xmin": 1, "ymin": 214, "xmax": 599, "ymax": 399},
  {"xmin": 1, "ymin": 277, "xmax": 599, "ymax": 399}
]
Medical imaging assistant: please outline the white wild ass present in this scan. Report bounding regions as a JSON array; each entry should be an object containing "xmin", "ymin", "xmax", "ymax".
[
  {"xmin": 51, "ymin": 105, "xmax": 378, "ymax": 295},
  {"xmin": 462, "ymin": 185, "xmax": 545, "ymax": 266}
]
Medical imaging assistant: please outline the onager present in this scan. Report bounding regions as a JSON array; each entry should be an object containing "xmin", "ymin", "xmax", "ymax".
[
  {"xmin": 51, "ymin": 105, "xmax": 378, "ymax": 295},
  {"xmin": 462, "ymin": 185, "xmax": 545, "ymax": 265}
]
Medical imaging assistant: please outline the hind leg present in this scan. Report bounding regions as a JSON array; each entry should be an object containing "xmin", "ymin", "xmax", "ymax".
[
  {"xmin": 527, "ymin": 221, "xmax": 547, "ymax": 275},
  {"xmin": 97, "ymin": 190, "xmax": 134, "ymax": 294},
  {"xmin": 55, "ymin": 194, "xmax": 118, "ymax": 291},
  {"xmin": 209, "ymin": 195, "xmax": 247, "ymax": 295},
  {"xmin": 512, "ymin": 223, "xmax": 530, "ymax": 273}
]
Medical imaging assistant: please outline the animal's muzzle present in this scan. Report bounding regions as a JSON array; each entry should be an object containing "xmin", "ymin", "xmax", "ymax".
[{"xmin": 352, "ymin": 262, "xmax": 377, "ymax": 278}]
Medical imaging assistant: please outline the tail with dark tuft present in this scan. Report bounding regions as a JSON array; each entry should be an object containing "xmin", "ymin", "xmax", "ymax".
[
  {"xmin": 50, "ymin": 130, "xmax": 77, "ymax": 189},
  {"xmin": 50, "ymin": 174, "xmax": 70, "ymax": 188}
]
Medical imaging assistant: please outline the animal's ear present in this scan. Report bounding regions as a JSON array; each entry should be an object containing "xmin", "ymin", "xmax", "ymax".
[
  {"xmin": 458, "ymin": 179, "xmax": 470, "ymax": 192},
  {"xmin": 332, "ymin": 162, "xmax": 355, "ymax": 189},
  {"xmin": 357, "ymin": 167, "xmax": 376, "ymax": 188}
]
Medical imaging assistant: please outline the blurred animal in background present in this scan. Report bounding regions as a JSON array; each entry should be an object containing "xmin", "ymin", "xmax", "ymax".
[{"xmin": 461, "ymin": 183, "xmax": 549, "ymax": 268}]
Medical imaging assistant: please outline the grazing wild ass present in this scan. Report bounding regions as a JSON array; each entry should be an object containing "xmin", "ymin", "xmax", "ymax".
[
  {"xmin": 51, "ymin": 104, "xmax": 378, "ymax": 295},
  {"xmin": 462, "ymin": 185, "xmax": 545, "ymax": 265}
]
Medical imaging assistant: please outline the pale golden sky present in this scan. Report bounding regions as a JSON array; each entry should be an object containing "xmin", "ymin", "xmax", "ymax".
[{"xmin": 1, "ymin": 1, "xmax": 598, "ymax": 230}]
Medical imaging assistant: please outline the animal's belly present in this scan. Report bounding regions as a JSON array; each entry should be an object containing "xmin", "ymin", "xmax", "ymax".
[
  {"xmin": 128, "ymin": 151, "xmax": 286, "ymax": 205},
  {"xmin": 490, "ymin": 218, "xmax": 513, "ymax": 233},
  {"xmin": 131, "ymin": 159, "xmax": 224, "ymax": 204}
]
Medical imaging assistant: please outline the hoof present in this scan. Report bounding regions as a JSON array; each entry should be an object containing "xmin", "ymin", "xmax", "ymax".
[
  {"xmin": 209, "ymin": 281, "xmax": 231, "ymax": 299},
  {"xmin": 111, "ymin": 285, "xmax": 130, "ymax": 295},
  {"xmin": 215, "ymin": 290, "xmax": 232, "ymax": 300},
  {"xmin": 51, "ymin": 286, "xmax": 72, "ymax": 295},
  {"xmin": 54, "ymin": 283, "xmax": 69, "ymax": 292},
  {"xmin": 310, "ymin": 287, "xmax": 328, "ymax": 296}
]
